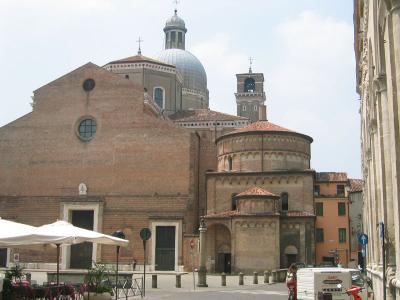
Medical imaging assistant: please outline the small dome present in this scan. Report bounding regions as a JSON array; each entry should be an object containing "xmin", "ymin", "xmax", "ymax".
[
  {"xmin": 164, "ymin": 10, "xmax": 187, "ymax": 32},
  {"xmin": 156, "ymin": 48, "xmax": 207, "ymax": 94}
]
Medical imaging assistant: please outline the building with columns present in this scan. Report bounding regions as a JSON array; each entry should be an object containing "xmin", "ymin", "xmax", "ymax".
[{"xmin": 354, "ymin": 0, "xmax": 400, "ymax": 298}]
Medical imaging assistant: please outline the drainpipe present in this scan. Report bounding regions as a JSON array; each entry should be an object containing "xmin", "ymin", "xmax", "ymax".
[{"xmin": 195, "ymin": 132, "xmax": 201, "ymax": 231}]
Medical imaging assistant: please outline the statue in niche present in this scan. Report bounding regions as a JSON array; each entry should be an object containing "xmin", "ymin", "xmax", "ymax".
[{"xmin": 79, "ymin": 183, "xmax": 87, "ymax": 195}]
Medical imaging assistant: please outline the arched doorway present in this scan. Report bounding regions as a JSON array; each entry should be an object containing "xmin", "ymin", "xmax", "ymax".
[
  {"xmin": 206, "ymin": 223, "xmax": 231, "ymax": 273},
  {"xmin": 284, "ymin": 245, "xmax": 298, "ymax": 267}
]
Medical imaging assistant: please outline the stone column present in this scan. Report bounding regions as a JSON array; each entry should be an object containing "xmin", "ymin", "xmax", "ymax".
[
  {"xmin": 197, "ymin": 218, "xmax": 208, "ymax": 287},
  {"xmin": 386, "ymin": 2, "xmax": 400, "ymax": 295},
  {"xmin": 299, "ymin": 223, "xmax": 306, "ymax": 263}
]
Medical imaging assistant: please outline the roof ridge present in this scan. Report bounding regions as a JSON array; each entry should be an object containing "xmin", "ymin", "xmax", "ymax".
[{"xmin": 235, "ymin": 186, "xmax": 278, "ymax": 197}]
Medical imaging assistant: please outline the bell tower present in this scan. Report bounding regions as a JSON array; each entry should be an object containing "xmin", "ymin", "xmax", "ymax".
[{"xmin": 235, "ymin": 59, "xmax": 266, "ymax": 123}]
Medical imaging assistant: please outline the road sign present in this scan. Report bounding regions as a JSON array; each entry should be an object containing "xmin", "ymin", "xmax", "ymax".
[
  {"xmin": 190, "ymin": 239, "xmax": 195, "ymax": 249},
  {"xmin": 140, "ymin": 228, "xmax": 151, "ymax": 241},
  {"xmin": 358, "ymin": 233, "xmax": 368, "ymax": 246},
  {"xmin": 361, "ymin": 247, "xmax": 366, "ymax": 258}
]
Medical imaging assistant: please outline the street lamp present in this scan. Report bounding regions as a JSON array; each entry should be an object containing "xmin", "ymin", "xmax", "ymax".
[{"xmin": 112, "ymin": 230, "xmax": 126, "ymax": 300}]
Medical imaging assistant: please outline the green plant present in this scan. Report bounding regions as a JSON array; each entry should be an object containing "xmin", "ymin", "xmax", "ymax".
[
  {"xmin": 5, "ymin": 264, "xmax": 25, "ymax": 282},
  {"xmin": 85, "ymin": 262, "xmax": 113, "ymax": 294}
]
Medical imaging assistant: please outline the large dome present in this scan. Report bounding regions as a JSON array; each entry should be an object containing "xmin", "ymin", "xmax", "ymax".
[{"xmin": 155, "ymin": 48, "xmax": 207, "ymax": 94}]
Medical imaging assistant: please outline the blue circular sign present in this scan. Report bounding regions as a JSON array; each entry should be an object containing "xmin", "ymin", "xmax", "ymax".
[{"xmin": 359, "ymin": 233, "xmax": 368, "ymax": 246}]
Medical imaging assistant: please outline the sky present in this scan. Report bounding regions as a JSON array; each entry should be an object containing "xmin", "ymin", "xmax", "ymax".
[{"xmin": 0, "ymin": 0, "xmax": 361, "ymax": 178}]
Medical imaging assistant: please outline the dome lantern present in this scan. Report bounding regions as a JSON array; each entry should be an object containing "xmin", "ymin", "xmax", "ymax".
[{"xmin": 164, "ymin": 9, "xmax": 187, "ymax": 50}]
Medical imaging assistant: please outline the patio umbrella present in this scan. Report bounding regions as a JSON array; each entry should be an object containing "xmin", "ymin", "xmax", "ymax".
[
  {"xmin": 0, "ymin": 218, "xmax": 67, "ymax": 247},
  {"xmin": 35, "ymin": 221, "xmax": 129, "ymax": 285}
]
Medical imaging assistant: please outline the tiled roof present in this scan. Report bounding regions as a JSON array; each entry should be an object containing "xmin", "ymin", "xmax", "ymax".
[
  {"xmin": 316, "ymin": 172, "xmax": 348, "ymax": 182},
  {"xmin": 203, "ymin": 210, "xmax": 279, "ymax": 219},
  {"xmin": 235, "ymin": 120, "xmax": 293, "ymax": 133},
  {"xmin": 235, "ymin": 186, "xmax": 278, "ymax": 198},
  {"xmin": 107, "ymin": 54, "xmax": 175, "ymax": 68},
  {"xmin": 349, "ymin": 179, "xmax": 363, "ymax": 192},
  {"xmin": 217, "ymin": 120, "xmax": 313, "ymax": 142},
  {"xmin": 169, "ymin": 109, "xmax": 248, "ymax": 122}
]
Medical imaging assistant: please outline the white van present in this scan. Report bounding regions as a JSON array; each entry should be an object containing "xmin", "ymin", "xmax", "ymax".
[{"xmin": 297, "ymin": 268, "xmax": 369, "ymax": 300}]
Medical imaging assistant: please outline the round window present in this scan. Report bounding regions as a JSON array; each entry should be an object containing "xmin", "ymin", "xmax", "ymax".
[
  {"xmin": 77, "ymin": 118, "xmax": 97, "ymax": 140},
  {"xmin": 83, "ymin": 79, "xmax": 95, "ymax": 91}
]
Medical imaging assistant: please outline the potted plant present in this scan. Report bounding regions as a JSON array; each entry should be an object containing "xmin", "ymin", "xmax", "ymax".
[
  {"xmin": 3, "ymin": 264, "xmax": 28, "ymax": 300},
  {"xmin": 83, "ymin": 263, "xmax": 113, "ymax": 300}
]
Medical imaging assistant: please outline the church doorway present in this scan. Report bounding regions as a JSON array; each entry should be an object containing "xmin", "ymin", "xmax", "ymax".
[
  {"xmin": 284, "ymin": 245, "xmax": 298, "ymax": 268},
  {"xmin": 206, "ymin": 223, "xmax": 231, "ymax": 273},
  {"xmin": 70, "ymin": 210, "xmax": 94, "ymax": 269},
  {"xmin": 155, "ymin": 226, "xmax": 175, "ymax": 271},
  {"xmin": 216, "ymin": 253, "xmax": 231, "ymax": 273}
]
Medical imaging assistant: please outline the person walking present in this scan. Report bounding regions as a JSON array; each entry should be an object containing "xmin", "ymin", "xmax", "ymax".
[{"xmin": 286, "ymin": 263, "xmax": 298, "ymax": 300}]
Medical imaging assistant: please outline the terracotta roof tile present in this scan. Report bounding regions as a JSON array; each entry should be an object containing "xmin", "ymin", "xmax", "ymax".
[
  {"xmin": 107, "ymin": 54, "xmax": 175, "ymax": 68},
  {"xmin": 235, "ymin": 120, "xmax": 293, "ymax": 133},
  {"xmin": 169, "ymin": 109, "xmax": 248, "ymax": 122},
  {"xmin": 349, "ymin": 179, "xmax": 363, "ymax": 192},
  {"xmin": 316, "ymin": 172, "xmax": 348, "ymax": 182},
  {"xmin": 235, "ymin": 186, "xmax": 278, "ymax": 198}
]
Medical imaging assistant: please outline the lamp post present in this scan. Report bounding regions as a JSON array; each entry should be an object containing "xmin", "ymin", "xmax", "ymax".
[
  {"xmin": 112, "ymin": 230, "xmax": 125, "ymax": 300},
  {"xmin": 197, "ymin": 218, "xmax": 208, "ymax": 287}
]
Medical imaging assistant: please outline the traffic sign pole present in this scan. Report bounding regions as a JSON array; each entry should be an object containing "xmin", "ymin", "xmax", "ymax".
[
  {"xmin": 358, "ymin": 233, "xmax": 368, "ymax": 274},
  {"xmin": 140, "ymin": 228, "xmax": 152, "ymax": 298},
  {"xmin": 143, "ymin": 240, "xmax": 146, "ymax": 297}
]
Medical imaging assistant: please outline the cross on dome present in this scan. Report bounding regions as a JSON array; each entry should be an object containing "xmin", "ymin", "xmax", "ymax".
[
  {"xmin": 136, "ymin": 36, "xmax": 144, "ymax": 55},
  {"xmin": 173, "ymin": 0, "xmax": 179, "ymax": 14},
  {"xmin": 249, "ymin": 57, "xmax": 254, "ymax": 73}
]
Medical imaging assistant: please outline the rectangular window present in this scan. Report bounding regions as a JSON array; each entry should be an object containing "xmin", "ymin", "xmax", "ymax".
[
  {"xmin": 316, "ymin": 228, "xmax": 324, "ymax": 243},
  {"xmin": 254, "ymin": 105, "xmax": 258, "ymax": 111},
  {"xmin": 154, "ymin": 87, "xmax": 164, "ymax": 108},
  {"xmin": 178, "ymin": 32, "xmax": 182, "ymax": 43},
  {"xmin": 338, "ymin": 202, "xmax": 346, "ymax": 216},
  {"xmin": 242, "ymin": 105, "xmax": 246, "ymax": 111},
  {"xmin": 315, "ymin": 202, "xmax": 323, "ymax": 216},
  {"xmin": 171, "ymin": 31, "xmax": 176, "ymax": 42},
  {"xmin": 337, "ymin": 185, "xmax": 345, "ymax": 197},
  {"xmin": 339, "ymin": 228, "xmax": 346, "ymax": 243},
  {"xmin": 314, "ymin": 185, "xmax": 320, "ymax": 196}
]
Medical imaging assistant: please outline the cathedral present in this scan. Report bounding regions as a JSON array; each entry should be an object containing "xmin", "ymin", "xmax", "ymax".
[{"xmin": 0, "ymin": 9, "xmax": 315, "ymax": 273}]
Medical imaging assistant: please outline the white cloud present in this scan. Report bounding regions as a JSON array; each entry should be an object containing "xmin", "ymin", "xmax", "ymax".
[
  {"xmin": 268, "ymin": 10, "xmax": 360, "ymax": 176},
  {"xmin": 191, "ymin": 34, "xmax": 248, "ymax": 114}
]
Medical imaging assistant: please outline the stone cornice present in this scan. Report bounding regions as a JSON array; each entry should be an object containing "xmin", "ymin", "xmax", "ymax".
[{"xmin": 206, "ymin": 169, "xmax": 315, "ymax": 177}]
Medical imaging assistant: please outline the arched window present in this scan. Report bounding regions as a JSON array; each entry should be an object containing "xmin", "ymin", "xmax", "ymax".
[
  {"xmin": 153, "ymin": 87, "xmax": 164, "ymax": 108},
  {"xmin": 244, "ymin": 78, "xmax": 255, "ymax": 92},
  {"xmin": 231, "ymin": 193, "xmax": 238, "ymax": 210},
  {"xmin": 228, "ymin": 156, "xmax": 233, "ymax": 171},
  {"xmin": 281, "ymin": 192, "xmax": 289, "ymax": 211}
]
